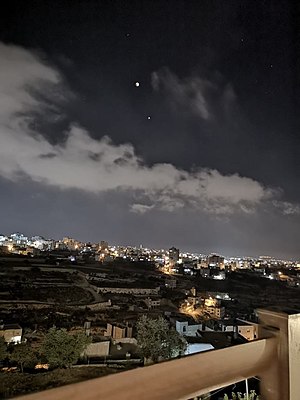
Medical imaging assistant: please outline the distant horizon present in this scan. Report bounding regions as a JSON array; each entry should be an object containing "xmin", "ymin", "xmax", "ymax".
[{"xmin": 1, "ymin": 229, "xmax": 298, "ymax": 262}]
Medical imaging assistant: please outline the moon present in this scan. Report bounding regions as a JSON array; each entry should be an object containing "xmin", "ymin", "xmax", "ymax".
[{"xmin": 135, "ymin": 82, "xmax": 140, "ymax": 87}]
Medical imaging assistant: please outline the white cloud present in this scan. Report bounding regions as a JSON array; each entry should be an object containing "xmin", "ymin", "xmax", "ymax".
[
  {"xmin": 0, "ymin": 42, "xmax": 296, "ymax": 216},
  {"xmin": 272, "ymin": 201, "xmax": 300, "ymax": 215},
  {"xmin": 0, "ymin": 43, "xmax": 60, "ymax": 122},
  {"xmin": 130, "ymin": 204, "xmax": 155, "ymax": 214}
]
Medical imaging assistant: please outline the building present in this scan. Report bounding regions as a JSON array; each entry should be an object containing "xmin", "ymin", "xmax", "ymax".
[
  {"xmin": 0, "ymin": 324, "xmax": 22, "ymax": 344},
  {"xmin": 62, "ymin": 237, "xmax": 80, "ymax": 250},
  {"xmin": 10, "ymin": 232, "xmax": 28, "ymax": 246},
  {"xmin": 186, "ymin": 295, "xmax": 202, "ymax": 307},
  {"xmin": 200, "ymin": 268, "xmax": 211, "ymax": 278},
  {"xmin": 184, "ymin": 330, "xmax": 244, "ymax": 357},
  {"xmin": 211, "ymin": 270, "xmax": 226, "ymax": 280},
  {"xmin": 0, "ymin": 245, "xmax": 10, "ymax": 254},
  {"xmin": 204, "ymin": 298, "xmax": 225, "ymax": 319},
  {"xmin": 207, "ymin": 254, "xmax": 225, "ymax": 269},
  {"xmin": 206, "ymin": 292, "xmax": 231, "ymax": 301},
  {"xmin": 96, "ymin": 241, "xmax": 110, "ymax": 261},
  {"xmin": 205, "ymin": 306, "xmax": 225, "ymax": 319},
  {"xmin": 205, "ymin": 318, "xmax": 259, "ymax": 341},
  {"xmin": 237, "ymin": 323, "xmax": 258, "ymax": 341},
  {"xmin": 105, "ymin": 323, "xmax": 133, "ymax": 340},
  {"xmin": 82, "ymin": 341, "xmax": 110, "ymax": 358},
  {"xmin": 144, "ymin": 297, "xmax": 161, "ymax": 309},
  {"xmin": 95, "ymin": 253, "xmax": 113, "ymax": 262},
  {"xmin": 218, "ymin": 319, "xmax": 258, "ymax": 341},
  {"xmin": 169, "ymin": 247, "xmax": 179, "ymax": 267},
  {"xmin": 99, "ymin": 241, "xmax": 109, "ymax": 252},
  {"xmin": 165, "ymin": 277, "xmax": 177, "ymax": 289},
  {"xmin": 175, "ymin": 319, "xmax": 202, "ymax": 337}
]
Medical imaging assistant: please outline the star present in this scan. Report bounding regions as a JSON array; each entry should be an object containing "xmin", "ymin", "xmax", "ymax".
[
  {"xmin": 147, "ymin": 116, "xmax": 151, "ymax": 120},
  {"xmin": 135, "ymin": 82, "xmax": 140, "ymax": 87}
]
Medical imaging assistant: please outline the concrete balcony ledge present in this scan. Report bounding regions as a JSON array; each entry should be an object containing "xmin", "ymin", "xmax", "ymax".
[{"xmin": 16, "ymin": 309, "xmax": 300, "ymax": 400}]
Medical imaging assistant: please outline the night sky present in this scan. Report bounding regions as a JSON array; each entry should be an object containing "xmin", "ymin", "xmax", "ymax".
[{"xmin": 0, "ymin": 0, "xmax": 299, "ymax": 258}]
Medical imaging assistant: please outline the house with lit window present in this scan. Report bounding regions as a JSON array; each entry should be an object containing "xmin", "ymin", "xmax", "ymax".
[{"xmin": 0, "ymin": 323, "xmax": 22, "ymax": 344}]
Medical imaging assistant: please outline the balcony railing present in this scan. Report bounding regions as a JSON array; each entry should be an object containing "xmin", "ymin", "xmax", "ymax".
[{"xmin": 16, "ymin": 309, "xmax": 300, "ymax": 400}]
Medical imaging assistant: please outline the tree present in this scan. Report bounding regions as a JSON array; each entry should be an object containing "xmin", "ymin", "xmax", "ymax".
[
  {"xmin": 136, "ymin": 315, "xmax": 186, "ymax": 363},
  {"xmin": 41, "ymin": 328, "xmax": 91, "ymax": 368},
  {"xmin": 0, "ymin": 336, "xmax": 7, "ymax": 361},
  {"xmin": 10, "ymin": 343, "xmax": 37, "ymax": 372}
]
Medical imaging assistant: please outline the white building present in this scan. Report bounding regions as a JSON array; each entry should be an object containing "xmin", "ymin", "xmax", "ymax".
[{"xmin": 175, "ymin": 320, "xmax": 202, "ymax": 337}]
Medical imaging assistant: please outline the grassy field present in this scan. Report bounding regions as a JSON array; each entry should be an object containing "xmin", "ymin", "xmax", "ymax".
[{"xmin": 0, "ymin": 366, "xmax": 120, "ymax": 399}]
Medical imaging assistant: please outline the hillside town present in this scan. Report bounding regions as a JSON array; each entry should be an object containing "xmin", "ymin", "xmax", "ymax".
[{"xmin": 0, "ymin": 232, "xmax": 299, "ymax": 397}]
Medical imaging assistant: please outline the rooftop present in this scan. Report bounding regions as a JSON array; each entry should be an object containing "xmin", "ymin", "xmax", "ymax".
[{"xmin": 0, "ymin": 323, "xmax": 22, "ymax": 331}]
